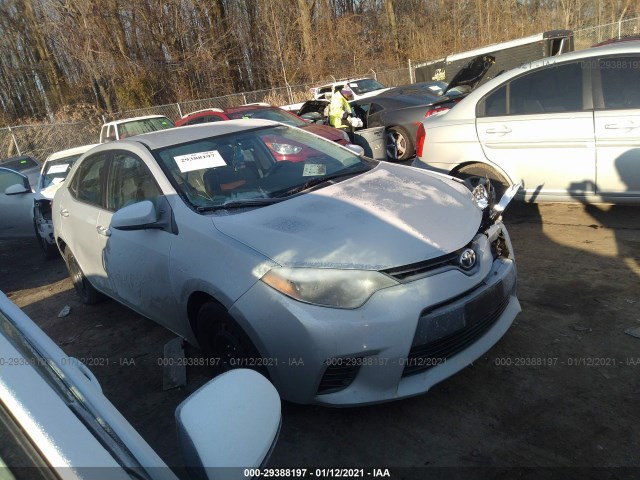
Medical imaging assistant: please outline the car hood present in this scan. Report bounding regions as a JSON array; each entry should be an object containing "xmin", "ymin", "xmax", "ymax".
[
  {"xmin": 443, "ymin": 54, "xmax": 496, "ymax": 95},
  {"xmin": 35, "ymin": 182, "xmax": 64, "ymax": 200},
  {"xmin": 212, "ymin": 163, "xmax": 482, "ymax": 269}
]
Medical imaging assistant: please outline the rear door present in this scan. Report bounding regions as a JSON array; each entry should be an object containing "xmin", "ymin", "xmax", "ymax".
[
  {"xmin": 58, "ymin": 152, "xmax": 111, "ymax": 293},
  {"xmin": 593, "ymin": 55, "xmax": 640, "ymax": 198},
  {"xmin": 476, "ymin": 61, "xmax": 595, "ymax": 199}
]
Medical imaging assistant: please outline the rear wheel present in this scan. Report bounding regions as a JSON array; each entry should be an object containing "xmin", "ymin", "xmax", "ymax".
[
  {"xmin": 196, "ymin": 301, "xmax": 265, "ymax": 376},
  {"xmin": 388, "ymin": 126, "xmax": 414, "ymax": 161},
  {"xmin": 456, "ymin": 164, "xmax": 509, "ymax": 202},
  {"xmin": 64, "ymin": 249, "xmax": 104, "ymax": 304}
]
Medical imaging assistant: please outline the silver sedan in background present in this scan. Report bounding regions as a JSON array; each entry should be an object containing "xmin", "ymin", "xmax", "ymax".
[{"xmin": 53, "ymin": 119, "xmax": 521, "ymax": 406}]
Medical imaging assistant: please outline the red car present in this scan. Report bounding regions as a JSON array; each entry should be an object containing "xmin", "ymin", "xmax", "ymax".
[{"xmin": 175, "ymin": 105, "xmax": 350, "ymax": 162}]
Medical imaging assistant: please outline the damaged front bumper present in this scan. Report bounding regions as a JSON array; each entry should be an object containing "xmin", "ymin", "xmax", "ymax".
[{"xmin": 230, "ymin": 219, "xmax": 520, "ymax": 406}]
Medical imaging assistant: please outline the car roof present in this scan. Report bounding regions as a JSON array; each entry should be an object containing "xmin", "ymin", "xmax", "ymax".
[
  {"xmin": 106, "ymin": 115, "xmax": 169, "ymax": 125},
  {"xmin": 119, "ymin": 119, "xmax": 280, "ymax": 150},
  {"xmin": 45, "ymin": 144, "xmax": 100, "ymax": 162}
]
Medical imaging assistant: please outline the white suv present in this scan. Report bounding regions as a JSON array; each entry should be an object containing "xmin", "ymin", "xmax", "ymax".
[{"xmin": 413, "ymin": 41, "xmax": 640, "ymax": 204}]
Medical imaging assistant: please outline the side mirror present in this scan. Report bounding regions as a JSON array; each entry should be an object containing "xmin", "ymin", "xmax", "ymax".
[
  {"xmin": 5, "ymin": 183, "xmax": 31, "ymax": 195},
  {"xmin": 345, "ymin": 144, "xmax": 365, "ymax": 156},
  {"xmin": 176, "ymin": 369, "xmax": 281, "ymax": 480},
  {"xmin": 111, "ymin": 200, "xmax": 158, "ymax": 230}
]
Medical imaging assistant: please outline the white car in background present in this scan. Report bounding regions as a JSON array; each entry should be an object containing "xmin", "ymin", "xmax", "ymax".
[
  {"xmin": 413, "ymin": 41, "xmax": 640, "ymax": 203},
  {"xmin": 99, "ymin": 115, "xmax": 174, "ymax": 143},
  {"xmin": 0, "ymin": 289, "xmax": 281, "ymax": 480},
  {"xmin": 311, "ymin": 77, "xmax": 390, "ymax": 100},
  {"xmin": 34, "ymin": 144, "xmax": 99, "ymax": 258}
]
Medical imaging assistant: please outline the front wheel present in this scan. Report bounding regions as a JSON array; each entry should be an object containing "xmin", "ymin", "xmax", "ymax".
[
  {"xmin": 388, "ymin": 126, "xmax": 414, "ymax": 161},
  {"xmin": 64, "ymin": 249, "xmax": 104, "ymax": 305},
  {"xmin": 196, "ymin": 301, "xmax": 265, "ymax": 376}
]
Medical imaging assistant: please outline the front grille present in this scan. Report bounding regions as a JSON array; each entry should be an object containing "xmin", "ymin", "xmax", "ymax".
[
  {"xmin": 382, "ymin": 249, "xmax": 463, "ymax": 282},
  {"xmin": 402, "ymin": 269, "xmax": 515, "ymax": 377},
  {"xmin": 317, "ymin": 359, "xmax": 361, "ymax": 395},
  {"xmin": 402, "ymin": 298, "xmax": 508, "ymax": 377}
]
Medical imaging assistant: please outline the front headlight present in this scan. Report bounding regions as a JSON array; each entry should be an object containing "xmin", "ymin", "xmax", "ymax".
[
  {"xmin": 471, "ymin": 183, "xmax": 490, "ymax": 210},
  {"xmin": 261, "ymin": 268, "xmax": 398, "ymax": 309}
]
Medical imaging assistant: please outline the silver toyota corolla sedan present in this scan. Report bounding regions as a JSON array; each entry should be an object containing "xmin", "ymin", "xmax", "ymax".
[{"xmin": 52, "ymin": 119, "xmax": 521, "ymax": 406}]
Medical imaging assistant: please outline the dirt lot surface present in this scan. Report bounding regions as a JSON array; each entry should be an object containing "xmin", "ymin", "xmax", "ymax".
[{"xmin": 1, "ymin": 201, "xmax": 639, "ymax": 479}]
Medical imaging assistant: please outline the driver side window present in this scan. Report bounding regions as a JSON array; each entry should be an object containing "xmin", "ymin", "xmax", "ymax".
[
  {"xmin": 0, "ymin": 169, "xmax": 28, "ymax": 192},
  {"xmin": 106, "ymin": 153, "xmax": 162, "ymax": 211}
]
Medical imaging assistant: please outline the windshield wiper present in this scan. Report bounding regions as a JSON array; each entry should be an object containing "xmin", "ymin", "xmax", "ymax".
[
  {"xmin": 197, "ymin": 197, "xmax": 282, "ymax": 212},
  {"xmin": 271, "ymin": 165, "xmax": 368, "ymax": 198}
]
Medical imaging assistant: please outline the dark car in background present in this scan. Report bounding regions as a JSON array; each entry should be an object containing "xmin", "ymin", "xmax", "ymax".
[
  {"xmin": 297, "ymin": 56, "xmax": 495, "ymax": 161},
  {"xmin": 298, "ymin": 93, "xmax": 461, "ymax": 161},
  {"xmin": 0, "ymin": 155, "xmax": 41, "ymax": 187}
]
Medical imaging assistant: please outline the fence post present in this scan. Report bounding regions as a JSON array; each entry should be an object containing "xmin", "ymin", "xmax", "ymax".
[
  {"xmin": 176, "ymin": 103, "xmax": 183, "ymax": 118},
  {"xmin": 408, "ymin": 59, "xmax": 414, "ymax": 84},
  {"xmin": 7, "ymin": 127, "xmax": 21, "ymax": 156}
]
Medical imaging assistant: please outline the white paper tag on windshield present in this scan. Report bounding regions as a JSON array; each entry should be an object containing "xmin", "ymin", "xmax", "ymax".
[
  {"xmin": 51, "ymin": 177, "xmax": 65, "ymax": 185},
  {"xmin": 175, "ymin": 151, "xmax": 226, "ymax": 173},
  {"xmin": 47, "ymin": 164, "xmax": 69, "ymax": 174},
  {"xmin": 303, "ymin": 164, "xmax": 326, "ymax": 177}
]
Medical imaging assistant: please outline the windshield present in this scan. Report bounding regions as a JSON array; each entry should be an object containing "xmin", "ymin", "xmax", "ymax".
[
  {"xmin": 153, "ymin": 125, "xmax": 373, "ymax": 211},
  {"xmin": 347, "ymin": 79, "xmax": 386, "ymax": 95},
  {"xmin": 118, "ymin": 117, "xmax": 174, "ymax": 138},
  {"xmin": 40, "ymin": 155, "xmax": 82, "ymax": 188},
  {"xmin": 226, "ymin": 108, "xmax": 306, "ymax": 127},
  {"xmin": 1, "ymin": 157, "xmax": 38, "ymax": 172}
]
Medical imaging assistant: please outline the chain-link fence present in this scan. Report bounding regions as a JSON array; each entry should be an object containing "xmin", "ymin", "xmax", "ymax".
[
  {"xmin": 574, "ymin": 16, "xmax": 640, "ymax": 50},
  {"xmin": 3, "ymin": 16, "xmax": 639, "ymax": 162},
  {"xmin": 0, "ymin": 123, "xmax": 98, "ymax": 163}
]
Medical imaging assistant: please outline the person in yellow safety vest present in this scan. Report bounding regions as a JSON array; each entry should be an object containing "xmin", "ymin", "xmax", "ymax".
[{"xmin": 329, "ymin": 87, "xmax": 360, "ymax": 130}]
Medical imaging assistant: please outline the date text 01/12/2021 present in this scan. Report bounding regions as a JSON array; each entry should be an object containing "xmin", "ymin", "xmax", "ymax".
[{"xmin": 243, "ymin": 468, "xmax": 391, "ymax": 477}]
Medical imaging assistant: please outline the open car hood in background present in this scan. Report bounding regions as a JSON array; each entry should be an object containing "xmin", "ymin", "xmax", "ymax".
[{"xmin": 443, "ymin": 55, "xmax": 496, "ymax": 95}]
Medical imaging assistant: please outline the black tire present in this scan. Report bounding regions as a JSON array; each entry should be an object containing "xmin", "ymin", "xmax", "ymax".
[
  {"xmin": 196, "ymin": 301, "xmax": 265, "ymax": 376},
  {"xmin": 64, "ymin": 249, "xmax": 104, "ymax": 305},
  {"xmin": 456, "ymin": 164, "xmax": 509, "ymax": 202},
  {"xmin": 388, "ymin": 126, "xmax": 414, "ymax": 161},
  {"xmin": 34, "ymin": 219, "xmax": 58, "ymax": 260}
]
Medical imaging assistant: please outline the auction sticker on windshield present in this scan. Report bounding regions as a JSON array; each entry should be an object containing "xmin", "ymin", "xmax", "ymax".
[
  {"xmin": 303, "ymin": 164, "xmax": 326, "ymax": 177},
  {"xmin": 175, "ymin": 151, "xmax": 226, "ymax": 173},
  {"xmin": 47, "ymin": 164, "xmax": 70, "ymax": 174}
]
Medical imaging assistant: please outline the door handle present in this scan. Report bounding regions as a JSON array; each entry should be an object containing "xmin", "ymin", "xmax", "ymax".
[
  {"xmin": 604, "ymin": 122, "xmax": 638, "ymax": 130},
  {"xmin": 485, "ymin": 127, "xmax": 512, "ymax": 134},
  {"xmin": 60, "ymin": 209, "xmax": 69, "ymax": 217},
  {"xmin": 97, "ymin": 225, "xmax": 111, "ymax": 237}
]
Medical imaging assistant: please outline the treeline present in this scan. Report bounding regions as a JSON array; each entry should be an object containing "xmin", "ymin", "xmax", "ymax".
[{"xmin": 0, "ymin": 0, "xmax": 636, "ymax": 125}]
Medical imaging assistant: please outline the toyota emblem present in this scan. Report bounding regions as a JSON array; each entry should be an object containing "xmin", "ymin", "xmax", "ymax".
[{"xmin": 459, "ymin": 248, "xmax": 476, "ymax": 270}]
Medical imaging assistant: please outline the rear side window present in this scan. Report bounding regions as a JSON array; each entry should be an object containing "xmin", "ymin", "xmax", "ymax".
[
  {"xmin": 598, "ymin": 56, "xmax": 640, "ymax": 109},
  {"xmin": 478, "ymin": 62, "xmax": 584, "ymax": 117},
  {"xmin": 69, "ymin": 154, "xmax": 108, "ymax": 207}
]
